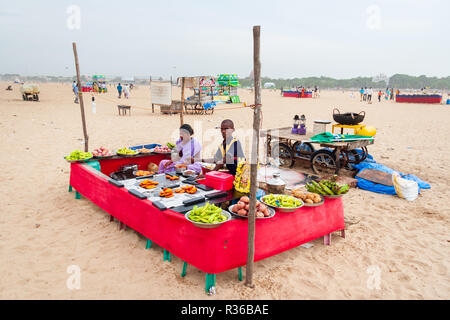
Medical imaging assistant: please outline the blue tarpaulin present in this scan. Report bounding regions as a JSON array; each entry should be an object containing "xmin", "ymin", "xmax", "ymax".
[{"xmin": 351, "ymin": 151, "xmax": 430, "ymax": 195}]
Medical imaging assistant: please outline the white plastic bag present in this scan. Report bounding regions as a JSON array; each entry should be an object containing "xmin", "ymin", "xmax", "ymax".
[{"xmin": 392, "ymin": 173, "xmax": 418, "ymax": 201}]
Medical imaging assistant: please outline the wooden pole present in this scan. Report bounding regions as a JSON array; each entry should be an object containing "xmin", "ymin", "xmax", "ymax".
[
  {"xmin": 72, "ymin": 42, "xmax": 89, "ymax": 152},
  {"xmin": 245, "ymin": 25, "xmax": 261, "ymax": 288},
  {"xmin": 180, "ymin": 77, "xmax": 185, "ymax": 126}
]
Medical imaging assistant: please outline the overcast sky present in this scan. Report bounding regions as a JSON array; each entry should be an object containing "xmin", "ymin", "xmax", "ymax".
[{"xmin": 0, "ymin": 0, "xmax": 448, "ymax": 79}]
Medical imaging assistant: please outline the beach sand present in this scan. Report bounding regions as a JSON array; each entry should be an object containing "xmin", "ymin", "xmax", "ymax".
[{"xmin": 0, "ymin": 82, "xmax": 448, "ymax": 299}]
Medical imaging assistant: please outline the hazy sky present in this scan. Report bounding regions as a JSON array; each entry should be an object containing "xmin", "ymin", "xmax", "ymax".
[{"xmin": 0, "ymin": 0, "xmax": 448, "ymax": 79}]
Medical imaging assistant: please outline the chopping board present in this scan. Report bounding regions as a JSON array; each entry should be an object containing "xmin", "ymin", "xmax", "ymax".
[{"xmin": 356, "ymin": 169, "xmax": 393, "ymax": 186}]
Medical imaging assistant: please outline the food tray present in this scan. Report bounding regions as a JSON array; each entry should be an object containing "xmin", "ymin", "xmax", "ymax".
[
  {"xmin": 302, "ymin": 194, "xmax": 325, "ymax": 207},
  {"xmin": 228, "ymin": 205, "xmax": 276, "ymax": 219},
  {"xmin": 64, "ymin": 156, "xmax": 93, "ymax": 163},
  {"xmin": 94, "ymin": 154, "xmax": 114, "ymax": 159},
  {"xmin": 116, "ymin": 151, "xmax": 138, "ymax": 157},
  {"xmin": 150, "ymin": 148, "xmax": 172, "ymax": 154},
  {"xmin": 323, "ymin": 193, "xmax": 345, "ymax": 199},
  {"xmin": 260, "ymin": 194, "xmax": 304, "ymax": 213},
  {"xmin": 185, "ymin": 210, "xmax": 231, "ymax": 229}
]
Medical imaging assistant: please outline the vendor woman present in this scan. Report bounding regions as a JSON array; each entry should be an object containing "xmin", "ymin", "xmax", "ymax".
[
  {"xmin": 158, "ymin": 124, "xmax": 202, "ymax": 174},
  {"xmin": 211, "ymin": 119, "xmax": 245, "ymax": 176}
]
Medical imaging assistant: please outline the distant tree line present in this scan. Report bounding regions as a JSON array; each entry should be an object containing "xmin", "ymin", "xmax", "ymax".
[{"xmin": 240, "ymin": 74, "xmax": 450, "ymax": 90}]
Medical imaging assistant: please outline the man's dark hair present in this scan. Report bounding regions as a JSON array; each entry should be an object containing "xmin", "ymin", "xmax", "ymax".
[{"xmin": 221, "ymin": 119, "xmax": 234, "ymax": 128}]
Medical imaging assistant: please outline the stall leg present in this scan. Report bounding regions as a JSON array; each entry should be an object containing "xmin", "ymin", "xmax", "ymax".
[
  {"xmin": 324, "ymin": 233, "xmax": 331, "ymax": 245},
  {"xmin": 341, "ymin": 229, "xmax": 345, "ymax": 238},
  {"xmin": 181, "ymin": 262, "xmax": 188, "ymax": 277},
  {"xmin": 75, "ymin": 191, "xmax": 81, "ymax": 199},
  {"xmin": 109, "ymin": 215, "xmax": 114, "ymax": 222},
  {"xmin": 163, "ymin": 249, "xmax": 171, "ymax": 262},
  {"xmin": 68, "ymin": 185, "xmax": 72, "ymax": 192},
  {"xmin": 145, "ymin": 239, "xmax": 152, "ymax": 249},
  {"xmin": 238, "ymin": 267, "xmax": 243, "ymax": 281},
  {"xmin": 205, "ymin": 273, "xmax": 216, "ymax": 293}
]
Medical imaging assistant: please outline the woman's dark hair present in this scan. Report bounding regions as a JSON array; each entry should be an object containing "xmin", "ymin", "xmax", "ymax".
[{"xmin": 180, "ymin": 124, "xmax": 194, "ymax": 135}]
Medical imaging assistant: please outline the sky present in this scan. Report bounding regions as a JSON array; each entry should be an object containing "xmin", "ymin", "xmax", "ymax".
[{"xmin": 0, "ymin": 0, "xmax": 448, "ymax": 79}]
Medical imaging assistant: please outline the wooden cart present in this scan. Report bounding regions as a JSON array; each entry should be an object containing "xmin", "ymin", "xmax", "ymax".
[{"xmin": 262, "ymin": 127, "xmax": 374, "ymax": 175}]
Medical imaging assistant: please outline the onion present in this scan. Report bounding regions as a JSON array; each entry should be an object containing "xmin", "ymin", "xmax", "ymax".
[{"xmin": 241, "ymin": 196, "xmax": 250, "ymax": 204}]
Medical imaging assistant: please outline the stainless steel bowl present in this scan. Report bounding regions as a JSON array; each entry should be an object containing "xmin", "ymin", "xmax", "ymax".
[
  {"xmin": 260, "ymin": 194, "xmax": 304, "ymax": 213},
  {"xmin": 185, "ymin": 210, "xmax": 231, "ymax": 229}
]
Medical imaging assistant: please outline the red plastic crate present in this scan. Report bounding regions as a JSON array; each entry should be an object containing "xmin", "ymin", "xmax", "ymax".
[{"xmin": 204, "ymin": 171, "xmax": 234, "ymax": 191}]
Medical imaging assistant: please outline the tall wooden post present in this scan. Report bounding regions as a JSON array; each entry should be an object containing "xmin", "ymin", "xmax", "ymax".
[
  {"xmin": 180, "ymin": 77, "xmax": 185, "ymax": 126},
  {"xmin": 245, "ymin": 25, "xmax": 261, "ymax": 288},
  {"xmin": 72, "ymin": 42, "xmax": 89, "ymax": 152}
]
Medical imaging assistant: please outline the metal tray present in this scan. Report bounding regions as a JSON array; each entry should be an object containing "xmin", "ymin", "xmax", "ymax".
[
  {"xmin": 228, "ymin": 204, "xmax": 275, "ymax": 219},
  {"xmin": 185, "ymin": 210, "xmax": 231, "ymax": 229},
  {"xmin": 64, "ymin": 156, "xmax": 93, "ymax": 163},
  {"xmin": 260, "ymin": 194, "xmax": 304, "ymax": 213}
]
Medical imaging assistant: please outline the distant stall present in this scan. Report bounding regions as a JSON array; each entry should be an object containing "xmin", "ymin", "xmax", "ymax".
[
  {"xmin": 395, "ymin": 94, "xmax": 442, "ymax": 104},
  {"xmin": 282, "ymin": 89, "xmax": 312, "ymax": 98},
  {"xmin": 92, "ymin": 75, "xmax": 107, "ymax": 93},
  {"xmin": 215, "ymin": 74, "xmax": 240, "ymax": 103}
]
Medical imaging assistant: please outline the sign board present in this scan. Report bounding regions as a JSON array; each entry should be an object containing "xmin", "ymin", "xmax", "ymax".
[
  {"xmin": 199, "ymin": 77, "xmax": 216, "ymax": 87},
  {"xmin": 151, "ymin": 81, "xmax": 172, "ymax": 105}
]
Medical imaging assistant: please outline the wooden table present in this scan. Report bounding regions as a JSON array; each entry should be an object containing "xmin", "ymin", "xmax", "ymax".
[{"xmin": 117, "ymin": 105, "xmax": 131, "ymax": 116}]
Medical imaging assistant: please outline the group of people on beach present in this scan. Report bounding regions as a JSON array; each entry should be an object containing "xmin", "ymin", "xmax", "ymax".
[
  {"xmin": 360, "ymin": 87, "xmax": 400, "ymax": 103},
  {"xmin": 116, "ymin": 83, "xmax": 132, "ymax": 99},
  {"xmin": 158, "ymin": 119, "xmax": 244, "ymax": 177}
]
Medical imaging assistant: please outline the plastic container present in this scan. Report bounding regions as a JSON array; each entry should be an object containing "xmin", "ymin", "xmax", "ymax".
[{"xmin": 204, "ymin": 171, "xmax": 234, "ymax": 191}]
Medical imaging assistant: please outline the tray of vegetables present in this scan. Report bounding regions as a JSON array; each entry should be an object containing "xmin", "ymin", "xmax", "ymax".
[
  {"xmin": 261, "ymin": 194, "xmax": 304, "ymax": 213},
  {"xmin": 64, "ymin": 150, "xmax": 93, "ymax": 163},
  {"xmin": 228, "ymin": 196, "xmax": 275, "ymax": 219},
  {"xmin": 185, "ymin": 202, "xmax": 231, "ymax": 229},
  {"xmin": 116, "ymin": 147, "xmax": 139, "ymax": 157}
]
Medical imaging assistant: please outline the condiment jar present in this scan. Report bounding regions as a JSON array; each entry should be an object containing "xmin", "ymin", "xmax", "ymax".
[{"xmin": 267, "ymin": 172, "xmax": 286, "ymax": 194}]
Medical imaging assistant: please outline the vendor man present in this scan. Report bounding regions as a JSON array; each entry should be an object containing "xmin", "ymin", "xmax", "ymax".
[{"xmin": 211, "ymin": 119, "xmax": 245, "ymax": 176}]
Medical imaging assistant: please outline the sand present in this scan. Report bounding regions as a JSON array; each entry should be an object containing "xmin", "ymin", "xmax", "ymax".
[{"xmin": 0, "ymin": 81, "xmax": 448, "ymax": 299}]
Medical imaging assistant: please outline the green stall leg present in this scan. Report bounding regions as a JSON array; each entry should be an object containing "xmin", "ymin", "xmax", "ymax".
[
  {"xmin": 145, "ymin": 239, "xmax": 152, "ymax": 249},
  {"xmin": 163, "ymin": 249, "xmax": 171, "ymax": 262},
  {"xmin": 205, "ymin": 273, "xmax": 216, "ymax": 293},
  {"xmin": 181, "ymin": 262, "xmax": 188, "ymax": 277},
  {"xmin": 75, "ymin": 191, "xmax": 81, "ymax": 199},
  {"xmin": 68, "ymin": 185, "xmax": 73, "ymax": 192},
  {"xmin": 238, "ymin": 267, "xmax": 243, "ymax": 281}
]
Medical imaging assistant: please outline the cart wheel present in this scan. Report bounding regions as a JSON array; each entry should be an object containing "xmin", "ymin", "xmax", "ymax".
[
  {"xmin": 311, "ymin": 149, "xmax": 337, "ymax": 175},
  {"xmin": 342, "ymin": 149, "xmax": 360, "ymax": 170},
  {"xmin": 270, "ymin": 142, "xmax": 294, "ymax": 168},
  {"xmin": 292, "ymin": 142, "xmax": 315, "ymax": 160}
]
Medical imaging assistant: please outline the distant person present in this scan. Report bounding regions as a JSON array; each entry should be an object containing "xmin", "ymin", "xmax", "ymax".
[
  {"xmin": 385, "ymin": 88, "xmax": 390, "ymax": 100},
  {"xmin": 378, "ymin": 90, "xmax": 382, "ymax": 102},
  {"xmin": 359, "ymin": 87, "xmax": 364, "ymax": 101},
  {"xmin": 91, "ymin": 95, "xmax": 96, "ymax": 114},
  {"xmin": 390, "ymin": 88, "xmax": 394, "ymax": 100},
  {"xmin": 314, "ymin": 86, "xmax": 318, "ymax": 98},
  {"xmin": 73, "ymin": 82, "xmax": 79, "ymax": 104},
  {"xmin": 123, "ymin": 84, "xmax": 130, "ymax": 99},
  {"xmin": 367, "ymin": 87, "xmax": 373, "ymax": 104},
  {"xmin": 363, "ymin": 87, "xmax": 368, "ymax": 101},
  {"xmin": 117, "ymin": 83, "xmax": 123, "ymax": 98}
]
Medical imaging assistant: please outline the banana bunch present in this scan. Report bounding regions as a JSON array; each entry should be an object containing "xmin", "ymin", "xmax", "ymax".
[{"xmin": 306, "ymin": 180, "xmax": 349, "ymax": 196}]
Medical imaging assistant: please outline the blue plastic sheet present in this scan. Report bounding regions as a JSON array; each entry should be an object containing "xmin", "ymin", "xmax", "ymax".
[{"xmin": 351, "ymin": 154, "xmax": 430, "ymax": 195}]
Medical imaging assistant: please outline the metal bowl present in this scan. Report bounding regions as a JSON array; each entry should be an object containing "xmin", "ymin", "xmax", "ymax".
[
  {"xmin": 228, "ymin": 204, "xmax": 276, "ymax": 219},
  {"xmin": 260, "ymin": 194, "xmax": 304, "ymax": 213},
  {"xmin": 175, "ymin": 165, "xmax": 187, "ymax": 174},
  {"xmin": 64, "ymin": 156, "xmax": 93, "ymax": 163},
  {"xmin": 185, "ymin": 210, "xmax": 231, "ymax": 229},
  {"xmin": 182, "ymin": 170, "xmax": 197, "ymax": 178},
  {"xmin": 323, "ymin": 193, "xmax": 345, "ymax": 199},
  {"xmin": 116, "ymin": 151, "xmax": 139, "ymax": 157},
  {"xmin": 302, "ymin": 194, "xmax": 325, "ymax": 207}
]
